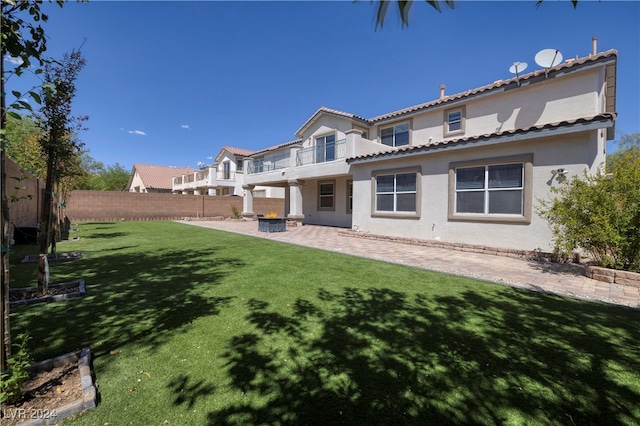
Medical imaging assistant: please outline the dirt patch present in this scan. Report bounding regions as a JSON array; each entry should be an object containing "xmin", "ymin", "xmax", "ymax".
[
  {"xmin": 1, "ymin": 362, "xmax": 82, "ymax": 426},
  {"xmin": 2, "ymin": 349, "xmax": 96, "ymax": 425}
]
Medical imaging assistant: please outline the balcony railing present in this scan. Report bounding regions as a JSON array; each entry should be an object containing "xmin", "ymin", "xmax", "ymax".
[
  {"xmin": 296, "ymin": 139, "xmax": 346, "ymax": 166},
  {"xmin": 247, "ymin": 162, "xmax": 286, "ymax": 175},
  {"xmin": 216, "ymin": 171, "xmax": 236, "ymax": 180}
]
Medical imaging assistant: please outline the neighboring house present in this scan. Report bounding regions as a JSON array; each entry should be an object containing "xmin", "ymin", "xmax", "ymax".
[
  {"xmin": 128, "ymin": 163, "xmax": 196, "ymax": 193},
  {"xmin": 172, "ymin": 146, "xmax": 284, "ymax": 198},
  {"xmin": 242, "ymin": 46, "xmax": 617, "ymax": 252}
]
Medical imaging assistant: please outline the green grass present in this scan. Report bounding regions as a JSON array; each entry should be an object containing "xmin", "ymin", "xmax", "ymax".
[{"xmin": 8, "ymin": 221, "xmax": 640, "ymax": 425}]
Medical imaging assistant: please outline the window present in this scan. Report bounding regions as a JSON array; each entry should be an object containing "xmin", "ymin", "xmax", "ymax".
[
  {"xmin": 318, "ymin": 181, "xmax": 335, "ymax": 210},
  {"xmin": 380, "ymin": 123, "xmax": 409, "ymax": 147},
  {"xmin": 372, "ymin": 167, "xmax": 421, "ymax": 217},
  {"xmin": 315, "ymin": 134, "xmax": 336, "ymax": 163},
  {"xmin": 222, "ymin": 161, "xmax": 231, "ymax": 179},
  {"xmin": 444, "ymin": 106, "xmax": 466, "ymax": 136},
  {"xmin": 236, "ymin": 160, "xmax": 243, "ymax": 172},
  {"xmin": 448, "ymin": 154, "xmax": 533, "ymax": 223},
  {"xmin": 346, "ymin": 180, "xmax": 353, "ymax": 214},
  {"xmin": 252, "ymin": 159, "xmax": 263, "ymax": 173}
]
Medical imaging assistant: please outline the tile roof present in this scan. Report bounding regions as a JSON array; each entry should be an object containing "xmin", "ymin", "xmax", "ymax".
[
  {"xmin": 131, "ymin": 163, "xmax": 196, "ymax": 190},
  {"xmin": 346, "ymin": 113, "xmax": 616, "ymax": 164},
  {"xmin": 221, "ymin": 146, "xmax": 256, "ymax": 157},
  {"xmin": 295, "ymin": 106, "xmax": 369, "ymax": 137},
  {"xmin": 367, "ymin": 50, "xmax": 618, "ymax": 123},
  {"xmin": 293, "ymin": 50, "xmax": 618, "ymax": 135},
  {"xmin": 250, "ymin": 139, "xmax": 303, "ymax": 157}
]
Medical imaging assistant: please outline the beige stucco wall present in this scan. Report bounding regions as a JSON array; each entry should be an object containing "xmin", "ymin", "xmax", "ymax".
[
  {"xmin": 301, "ymin": 176, "xmax": 352, "ymax": 228},
  {"xmin": 128, "ymin": 171, "xmax": 146, "ymax": 192},
  {"xmin": 351, "ymin": 129, "xmax": 605, "ymax": 251}
]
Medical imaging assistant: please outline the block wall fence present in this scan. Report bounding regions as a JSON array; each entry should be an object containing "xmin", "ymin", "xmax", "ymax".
[
  {"xmin": 6, "ymin": 158, "xmax": 44, "ymax": 227},
  {"xmin": 63, "ymin": 191, "xmax": 285, "ymax": 222}
]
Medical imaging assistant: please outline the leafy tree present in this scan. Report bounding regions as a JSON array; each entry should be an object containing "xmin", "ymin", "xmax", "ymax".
[
  {"xmin": 606, "ymin": 132, "xmax": 640, "ymax": 173},
  {"xmin": 1, "ymin": 0, "xmax": 65, "ymax": 372},
  {"xmin": 5, "ymin": 115, "xmax": 47, "ymax": 177},
  {"xmin": 35, "ymin": 49, "xmax": 87, "ymax": 291},
  {"xmin": 85, "ymin": 163, "xmax": 130, "ymax": 191},
  {"xmin": 540, "ymin": 147, "xmax": 640, "ymax": 272}
]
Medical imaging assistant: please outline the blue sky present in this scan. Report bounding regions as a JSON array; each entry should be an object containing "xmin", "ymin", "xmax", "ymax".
[{"xmin": 5, "ymin": 0, "xmax": 639, "ymax": 171}]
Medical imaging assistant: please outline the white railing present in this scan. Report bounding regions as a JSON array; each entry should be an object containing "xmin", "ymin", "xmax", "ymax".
[{"xmin": 296, "ymin": 139, "xmax": 346, "ymax": 166}]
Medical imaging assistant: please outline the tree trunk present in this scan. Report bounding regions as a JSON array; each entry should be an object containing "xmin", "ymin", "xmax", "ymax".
[
  {"xmin": 38, "ymin": 145, "xmax": 55, "ymax": 294},
  {"xmin": 50, "ymin": 181, "xmax": 59, "ymax": 257},
  {"xmin": 1, "ymin": 49, "xmax": 11, "ymax": 371},
  {"xmin": 1, "ymin": 150, "xmax": 11, "ymax": 371}
]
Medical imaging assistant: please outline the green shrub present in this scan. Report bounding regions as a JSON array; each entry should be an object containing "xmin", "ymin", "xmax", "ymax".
[
  {"xmin": 0, "ymin": 333, "xmax": 33, "ymax": 404},
  {"xmin": 539, "ymin": 148, "xmax": 640, "ymax": 272},
  {"xmin": 231, "ymin": 205, "xmax": 241, "ymax": 219}
]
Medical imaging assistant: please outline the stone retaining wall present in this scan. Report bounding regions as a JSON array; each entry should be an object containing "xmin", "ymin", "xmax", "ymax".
[
  {"xmin": 339, "ymin": 230, "xmax": 561, "ymax": 262},
  {"xmin": 585, "ymin": 266, "xmax": 640, "ymax": 288}
]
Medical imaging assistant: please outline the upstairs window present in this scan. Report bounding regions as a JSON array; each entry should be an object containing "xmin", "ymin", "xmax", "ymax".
[
  {"xmin": 316, "ymin": 134, "xmax": 336, "ymax": 163},
  {"xmin": 380, "ymin": 123, "xmax": 409, "ymax": 147},
  {"xmin": 222, "ymin": 161, "xmax": 231, "ymax": 179},
  {"xmin": 444, "ymin": 106, "xmax": 466, "ymax": 136}
]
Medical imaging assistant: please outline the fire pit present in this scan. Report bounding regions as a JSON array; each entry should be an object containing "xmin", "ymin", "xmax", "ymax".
[{"xmin": 258, "ymin": 213, "xmax": 286, "ymax": 233}]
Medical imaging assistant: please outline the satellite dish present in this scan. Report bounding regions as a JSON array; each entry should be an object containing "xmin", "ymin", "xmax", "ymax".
[
  {"xmin": 509, "ymin": 61, "xmax": 528, "ymax": 75},
  {"xmin": 509, "ymin": 61, "xmax": 528, "ymax": 85},
  {"xmin": 535, "ymin": 49, "xmax": 563, "ymax": 68}
]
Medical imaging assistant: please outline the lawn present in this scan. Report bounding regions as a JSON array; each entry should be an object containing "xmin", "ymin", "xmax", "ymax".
[{"xmin": 8, "ymin": 221, "xmax": 640, "ymax": 425}]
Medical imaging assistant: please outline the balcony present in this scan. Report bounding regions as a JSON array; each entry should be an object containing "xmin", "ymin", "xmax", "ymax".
[
  {"xmin": 296, "ymin": 139, "xmax": 346, "ymax": 166},
  {"xmin": 247, "ymin": 152, "xmax": 289, "ymax": 175},
  {"xmin": 216, "ymin": 170, "xmax": 237, "ymax": 181},
  {"xmin": 173, "ymin": 167, "xmax": 216, "ymax": 192}
]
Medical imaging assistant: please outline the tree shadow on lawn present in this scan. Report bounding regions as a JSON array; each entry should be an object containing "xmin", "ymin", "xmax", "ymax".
[
  {"xmin": 10, "ymin": 246, "xmax": 241, "ymax": 365},
  {"xmin": 207, "ymin": 286, "xmax": 640, "ymax": 425}
]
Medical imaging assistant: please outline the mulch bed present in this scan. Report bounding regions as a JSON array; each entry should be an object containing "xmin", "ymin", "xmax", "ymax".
[
  {"xmin": 21, "ymin": 252, "xmax": 82, "ymax": 264},
  {"xmin": 9, "ymin": 281, "xmax": 86, "ymax": 307}
]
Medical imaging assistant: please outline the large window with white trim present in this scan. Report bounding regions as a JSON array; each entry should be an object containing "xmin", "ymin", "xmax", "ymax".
[
  {"xmin": 455, "ymin": 163, "xmax": 523, "ymax": 214},
  {"xmin": 380, "ymin": 123, "xmax": 409, "ymax": 147},
  {"xmin": 372, "ymin": 168, "xmax": 421, "ymax": 217},
  {"xmin": 448, "ymin": 154, "xmax": 533, "ymax": 223}
]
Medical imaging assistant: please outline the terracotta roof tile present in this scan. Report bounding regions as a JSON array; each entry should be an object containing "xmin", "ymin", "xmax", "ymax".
[
  {"xmin": 295, "ymin": 106, "xmax": 369, "ymax": 137},
  {"xmin": 132, "ymin": 163, "xmax": 196, "ymax": 190},
  {"xmin": 250, "ymin": 139, "xmax": 303, "ymax": 156},
  {"xmin": 222, "ymin": 146, "xmax": 255, "ymax": 157},
  {"xmin": 368, "ymin": 50, "xmax": 618, "ymax": 123}
]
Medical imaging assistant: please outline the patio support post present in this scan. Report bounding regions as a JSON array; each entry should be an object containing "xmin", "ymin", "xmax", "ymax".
[
  {"xmin": 241, "ymin": 184, "xmax": 255, "ymax": 220},
  {"xmin": 287, "ymin": 179, "xmax": 304, "ymax": 223}
]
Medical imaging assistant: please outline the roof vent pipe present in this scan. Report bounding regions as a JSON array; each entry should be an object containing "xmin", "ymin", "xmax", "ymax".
[
  {"xmin": 592, "ymin": 36, "xmax": 597, "ymax": 56},
  {"xmin": 439, "ymin": 84, "xmax": 445, "ymax": 100}
]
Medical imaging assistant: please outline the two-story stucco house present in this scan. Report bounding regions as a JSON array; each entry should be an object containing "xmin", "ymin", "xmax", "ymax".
[
  {"xmin": 172, "ymin": 146, "xmax": 284, "ymax": 198},
  {"xmin": 241, "ymin": 47, "xmax": 617, "ymax": 253}
]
